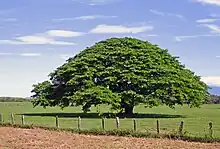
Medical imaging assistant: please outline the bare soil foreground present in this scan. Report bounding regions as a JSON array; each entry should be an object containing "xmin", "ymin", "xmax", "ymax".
[{"xmin": 0, "ymin": 127, "xmax": 220, "ymax": 149}]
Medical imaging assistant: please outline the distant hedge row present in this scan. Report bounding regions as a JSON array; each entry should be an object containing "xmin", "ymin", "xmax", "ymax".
[
  {"xmin": 0, "ymin": 97, "xmax": 31, "ymax": 102},
  {"xmin": 0, "ymin": 95, "xmax": 219, "ymax": 104}
]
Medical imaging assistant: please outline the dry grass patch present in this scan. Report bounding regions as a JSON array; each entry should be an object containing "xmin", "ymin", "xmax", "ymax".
[{"xmin": 0, "ymin": 127, "xmax": 220, "ymax": 149}]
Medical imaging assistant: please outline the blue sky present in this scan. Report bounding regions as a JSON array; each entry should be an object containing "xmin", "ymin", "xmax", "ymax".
[{"xmin": 0, "ymin": 0, "xmax": 220, "ymax": 97}]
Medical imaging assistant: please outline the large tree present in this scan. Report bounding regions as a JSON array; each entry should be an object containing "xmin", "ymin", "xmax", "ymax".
[{"xmin": 31, "ymin": 37, "xmax": 209, "ymax": 114}]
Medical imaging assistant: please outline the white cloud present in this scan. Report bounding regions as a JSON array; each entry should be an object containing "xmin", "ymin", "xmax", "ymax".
[
  {"xmin": 146, "ymin": 34, "xmax": 158, "ymax": 37},
  {"xmin": 150, "ymin": 9, "xmax": 184, "ymax": 19},
  {"xmin": 2, "ymin": 18, "xmax": 18, "ymax": 22},
  {"xmin": 16, "ymin": 36, "xmax": 54, "ymax": 44},
  {"xmin": 210, "ymin": 13, "xmax": 220, "ymax": 17},
  {"xmin": 201, "ymin": 76, "xmax": 220, "ymax": 86},
  {"xmin": 46, "ymin": 30, "xmax": 84, "ymax": 37},
  {"xmin": 175, "ymin": 35, "xmax": 198, "ymax": 42},
  {"xmin": 90, "ymin": 24, "xmax": 153, "ymax": 34},
  {"xmin": 173, "ymin": 14, "xmax": 184, "ymax": 19},
  {"xmin": 52, "ymin": 15, "xmax": 117, "ymax": 22},
  {"xmin": 0, "ymin": 35, "xmax": 76, "ymax": 45},
  {"xmin": 60, "ymin": 54, "xmax": 73, "ymax": 60},
  {"xmin": 150, "ymin": 9, "xmax": 165, "ymax": 16},
  {"xmin": 193, "ymin": 0, "xmax": 220, "ymax": 6},
  {"xmin": 52, "ymin": 18, "xmax": 74, "ymax": 21},
  {"xmin": 49, "ymin": 41, "xmax": 76, "ymax": 45},
  {"xmin": 75, "ymin": 15, "xmax": 117, "ymax": 20},
  {"xmin": 175, "ymin": 34, "xmax": 219, "ymax": 41},
  {"xmin": 0, "ymin": 52, "xmax": 13, "ymax": 56},
  {"xmin": 138, "ymin": 34, "xmax": 158, "ymax": 38},
  {"xmin": 0, "ymin": 40, "xmax": 26, "ymax": 45},
  {"xmin": 72, "ymin": 0, "xmax": 121, "ymax": 5},
  {"xmin": 201, "ymin": 24, "xmax": 220, "ymax": 33},
  {"xmin": 196, "ymin": 18, "xmax": 218, "ymax": 23},
  {"xmin": 0, "ymin": 52, "xmax": 42, "ymax": 57},
  {"xmin": 0, "ymin": 29, "xmax": 82, "ymax": 45},
  {"xmin": 20, "ymin": 53, "xmax": 41, "ymax": 57}
]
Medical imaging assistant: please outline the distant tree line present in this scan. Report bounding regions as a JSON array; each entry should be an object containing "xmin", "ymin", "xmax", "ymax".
[
  {"xmin": 0, "ymin": 95, "xmax": 219, "ymax": 104},
  {"xmin": 0, "ymin": 97, "xmax": 31, "ymax": 102},
  {"xmin": 205, "ymin": 95, "xmax": 220, "ymax": 104}
]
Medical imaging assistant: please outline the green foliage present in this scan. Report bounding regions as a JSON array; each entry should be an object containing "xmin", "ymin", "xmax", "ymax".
[{"xmin": 31, "ymin": 37, "xmax": 209, "ymax": 114}]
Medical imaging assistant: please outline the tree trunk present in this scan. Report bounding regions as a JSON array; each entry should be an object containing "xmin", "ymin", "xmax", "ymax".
[{"xmin": 124, "ymin": 104, "xmax": 134, "ymax": 115}]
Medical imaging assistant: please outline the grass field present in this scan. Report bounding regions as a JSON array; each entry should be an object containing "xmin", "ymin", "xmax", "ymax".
[{"xmin": 0, "ymin": 102, "xmax": 220, "ymax": 138}]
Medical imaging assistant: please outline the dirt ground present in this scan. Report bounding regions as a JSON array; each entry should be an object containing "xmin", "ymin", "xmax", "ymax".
[{"xmin": 0, "ymin": 127, "xmax": 220, "ymax": 149}]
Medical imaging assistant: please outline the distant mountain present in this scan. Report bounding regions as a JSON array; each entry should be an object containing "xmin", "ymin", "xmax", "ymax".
[{"xmin": 209, "ymin": 86, "xmax": 220, "ymax": 95}]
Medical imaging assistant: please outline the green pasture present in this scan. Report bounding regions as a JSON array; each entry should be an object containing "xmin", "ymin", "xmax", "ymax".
[{"xmin": 0, "ymin": 102, "xmax": 220, "ymax": 138}]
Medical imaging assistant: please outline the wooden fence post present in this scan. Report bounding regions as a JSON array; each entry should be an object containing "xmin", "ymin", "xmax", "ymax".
[
  {"xmin": 178, "ymin": 121, "xmax": 184, "ymax": 137},
  {"xmin": 11, "ymin": 113, "xmax": 14, "ymax": 125},
  {"xmin": 209, "ymin": 121, "xmax": 213, "ymax": 138},
  {"xmin": 21, "ymin": 115, "xmax": 25, "ymax": 125},
  {"xmin": 55, "ymin": 116, "xmax": 59, "ymax": 128},
  {"xmin": 116, "ymin": 117, "xmax": 120, "ymax": 129},
  {"xmin": 133, "ymin": 118, "xmax": 137, "ymax": 132},
  {"xmin": 101, "ymin": 117, "xmax": 105, "ymax": 130},
  {"xmin": 0, "ymin": 114, "xmax": 2, "ymax": 124},
  {"xmin": 156, "ymin": 120, "xmax": 160, "ymax": 134},
  {"xmin": 78, "ymin": 116, "xmax": 81, "ymax": 131}
]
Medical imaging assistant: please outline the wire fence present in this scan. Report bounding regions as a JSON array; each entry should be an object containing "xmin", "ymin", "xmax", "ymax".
[{"xmin": 0, "ymin": 113, "xmax": 218, "ymax": 138}]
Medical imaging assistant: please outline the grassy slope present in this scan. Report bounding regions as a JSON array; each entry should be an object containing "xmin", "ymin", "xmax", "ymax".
[{"xmin": 0, "ymin": 102, "xmax": 220, "ymax": 138}]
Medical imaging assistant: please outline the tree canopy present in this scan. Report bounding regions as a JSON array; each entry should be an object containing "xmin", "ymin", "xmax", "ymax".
[{"xmin": 31, "ymin": 37, "xmax": 209, "ymax": 114}]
